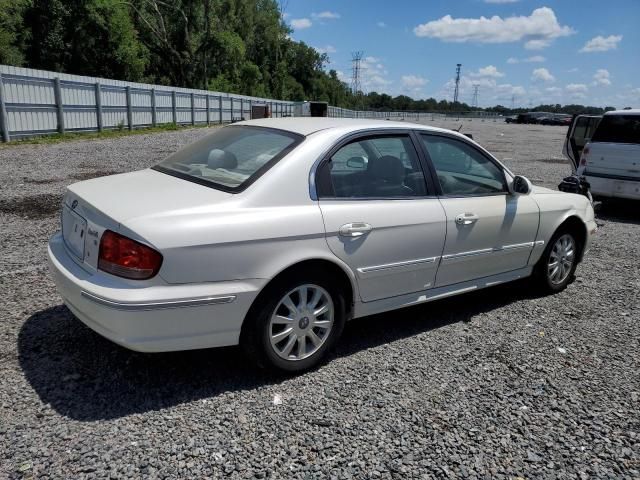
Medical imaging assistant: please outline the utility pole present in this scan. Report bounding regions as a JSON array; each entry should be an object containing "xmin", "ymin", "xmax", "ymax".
[
  {"xmin": 472, "ymin": 84, "xmax": 479, "ymax": 109},
  {"xmin": 453, "ymin": 63, "xmax": 462, "ymax": 104},
  {"xmin": 511, "ymin": 95, "xmax": 515, "ymax": 110},
  {"xmin": 351, "ymin": 51, "xmax": 364, "ymax": 109}
]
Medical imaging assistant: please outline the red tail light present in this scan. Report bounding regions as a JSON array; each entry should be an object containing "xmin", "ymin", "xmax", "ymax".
[
  {"xmin": 580, "ymin": 147, "xmax": 589, "ymax": 166},
  {"xmin": 98, "ymin": 230, "xmax": 162, "ymax": 280}
]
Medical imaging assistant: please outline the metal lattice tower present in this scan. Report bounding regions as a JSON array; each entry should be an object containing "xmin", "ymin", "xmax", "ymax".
[
  {"xmin": 472, "ymin": 84, "xmax": 479, "ymax": 108},
  {"xmin": 351, "ymin": 51, "xmax": 363, "ymax": 95},
  {"xmin": 453, "ymin": 64, "xmax": 462, "ymax": 103}
]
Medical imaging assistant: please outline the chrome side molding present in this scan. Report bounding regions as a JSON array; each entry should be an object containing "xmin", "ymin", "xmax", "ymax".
[
  {"xmin": 442, "ymin": 241, "xmax": 544, "ymax": 261},
  {"xmin": 81, "ymin": 291, "xmax": 236, "ymax": 311},
  {"xmin": 358, "ymin": 256, "xmax": 437, "ymax": 274}
]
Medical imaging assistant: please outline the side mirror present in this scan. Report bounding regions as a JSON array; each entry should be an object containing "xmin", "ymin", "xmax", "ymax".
[
  {"xmin": 512, "ymin": 175, "xmax": 533, "ymax": 195},
  {"xmin": 346, "ymin": 156, "xmax": 366, "ymax": 169}
]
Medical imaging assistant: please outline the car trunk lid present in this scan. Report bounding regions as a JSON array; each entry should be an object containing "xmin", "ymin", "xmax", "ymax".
[
  {"xmin": 67, "ymin": 169, "xmax": 232, "ymax": 224},
  {"xmin": 63, "ymin": 169, "xmax": 233, "ymax": 272}
]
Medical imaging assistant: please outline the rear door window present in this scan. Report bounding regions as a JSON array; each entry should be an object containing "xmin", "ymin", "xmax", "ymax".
[
  {"xmin": 591, "ymin": 115, "xmax": 640, "ymax": 144},
  {"xmin": 319, "ymin": 135, "xmax": 428, "ymax": 198}
]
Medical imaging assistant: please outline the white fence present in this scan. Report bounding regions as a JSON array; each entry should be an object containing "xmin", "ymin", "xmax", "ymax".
[
  {"xmin": 0, "ymin": 65, "xmax": 501, "ymax": 142},
  {"xmin": 0, "ymin": 65, "xmax": 298, "ymax": 142}
]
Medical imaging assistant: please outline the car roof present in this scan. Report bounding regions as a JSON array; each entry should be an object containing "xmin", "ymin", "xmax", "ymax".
[
  {"xmin": 233, "ymin": 117, "xmax": 456, "ymax": 137},
  {"xmin": 604, "ymin": 109, "xmax": 640, "ymax": 116}
]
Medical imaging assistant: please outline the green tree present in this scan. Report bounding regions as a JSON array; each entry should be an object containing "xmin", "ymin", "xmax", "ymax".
[
  {"xmin": 23, "ymin": 0, "xmax": 148, "ymax": 79},
  {"xmin": 0, "ymin": 0, "xmax": 30, "ymax": 66}
]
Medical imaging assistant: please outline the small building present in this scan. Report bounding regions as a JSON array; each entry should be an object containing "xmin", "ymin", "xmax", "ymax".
[
  {"xmin": 293, "ymin": 101, "xmax": 328, "ymax": 117},
  {"xmin": 251, "ymin": 104, "xmax": 271, "ymax": 119}
]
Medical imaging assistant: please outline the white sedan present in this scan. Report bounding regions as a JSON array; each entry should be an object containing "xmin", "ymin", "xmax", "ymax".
[{"xmin": 48, "ymin": 118, "xmax": 597, "ymax": 371}]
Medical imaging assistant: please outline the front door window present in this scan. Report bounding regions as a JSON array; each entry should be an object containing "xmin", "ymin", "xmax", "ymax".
[{"xmin": 420, "ymin": 135, "xmax": 507, "ymax": 196}]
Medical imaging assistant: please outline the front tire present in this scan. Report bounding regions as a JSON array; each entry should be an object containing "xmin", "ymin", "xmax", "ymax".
[
  {"xmin": 534, "ymin": 229, "xmax": 579, "ymax": 293},
  {"xmin": 241, "ymin": 272, "xmax": 346, "ymax": 372}
]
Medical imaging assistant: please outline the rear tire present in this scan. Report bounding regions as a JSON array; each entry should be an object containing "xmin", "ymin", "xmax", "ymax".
[
  {"xmin": 241, "ymin": 271, "xmax": 346, "ymax": 372},
  {"xmin": 533, "ymin": 228, "xmax": 580, "ymax": 293}
]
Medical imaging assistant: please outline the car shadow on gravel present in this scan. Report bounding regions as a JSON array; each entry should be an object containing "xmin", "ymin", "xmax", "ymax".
[
  {"xmin": 19, "ymin": 280, "xmax": 544, "ymax": 421},
  {"xmin": 595, "ymin": 199, "xmax": 640, "ymax": 225}
]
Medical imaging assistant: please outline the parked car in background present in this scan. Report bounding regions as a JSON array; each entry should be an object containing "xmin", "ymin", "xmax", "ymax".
[
  {"xmin": 504, "ymin": 115, "xmax": 518, "ymax": 124},
  {"xmin": 517, "ymin": 112, "xmax": 555, "ymax": 124},
  {"xmin": 564, "ymin": 110, "xmax": 639, "ymax": 201},
  {"xmin": 49, "ymin": 118, "xmax": 597, "ymax": 372},
  {"xmin": 541, "ymin": 114, "xmax": 572, "ymax": 126}
]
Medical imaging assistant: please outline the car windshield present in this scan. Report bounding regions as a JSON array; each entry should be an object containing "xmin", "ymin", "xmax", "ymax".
[{"xmin": 154, "ymin": 126, "xmax": 302, "ymax": 191}]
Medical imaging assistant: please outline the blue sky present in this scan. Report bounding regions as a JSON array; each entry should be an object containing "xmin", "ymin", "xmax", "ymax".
[{"xmin": 283, "ymin": 0, "xmax": 639, "ymax": 108}]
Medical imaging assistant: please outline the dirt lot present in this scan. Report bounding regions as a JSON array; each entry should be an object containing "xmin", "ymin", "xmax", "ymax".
[{"xmin": 1, "ymin": 120, "xmax": 639, "ymax": 479}]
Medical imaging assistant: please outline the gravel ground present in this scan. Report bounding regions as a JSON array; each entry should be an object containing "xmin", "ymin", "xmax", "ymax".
[{"xmin": 1, "ymin": 120, "xmax": 639, "ymax": 479}]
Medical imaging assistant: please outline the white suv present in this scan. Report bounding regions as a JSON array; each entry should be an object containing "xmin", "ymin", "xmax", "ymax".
[{"xmin": 564, "ymin": 110, "xmax": 640, "ymax": 201}]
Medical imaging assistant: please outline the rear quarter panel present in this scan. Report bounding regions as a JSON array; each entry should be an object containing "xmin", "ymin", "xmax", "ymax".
[{"xmin": 122, "ymin": 130, "xmax": 360, "ymax": 291}]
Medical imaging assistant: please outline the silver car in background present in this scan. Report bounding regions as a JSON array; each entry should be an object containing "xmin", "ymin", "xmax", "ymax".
[{"xmin": 49, "ymin": 118, "xmax": 597, "ymax": 371}]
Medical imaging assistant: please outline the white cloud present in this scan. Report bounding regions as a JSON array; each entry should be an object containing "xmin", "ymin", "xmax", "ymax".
[
  {"xmin": 565, "ymin": 83, "xmax": 588, "ymax": 99},
  {"xmin": 470, "ymin": 65, "xmax": 505, "ymax": 78},
  {"xmin": 401, "ymin": 75, "xmax": 428, "ymax": 89},
  {"xmin": 312, "ymin": 11, "xmax": 340, "ymax": 20},
  {"xmin": 546, "ymin": 86, "xmax": 562, "ymax": 94},
  {"xmin": 377, "ymin": 21, "xmax": 387, "ymax": 28},
  {"xmin": 524, "ymin": 39, "xmax": 550, "ymax": 50},
  {"xmin": 580, "ymin": 35, "xmax": 622, "ymax": 53},
  {"xmin": 357, "ymin": 56, "xmax": 392, "ymax": 92},
  {"xmin": 290, "ymin": 18, "xmax": 312, "ymax": 30},
  {"xmin": 566, "ymin": 83, "xmax": 588, "ymax": 93},
  {"xmin": 438, "ymin": 74, "xmax": 526, "ymax": 106},
  {"xmin": 507, "ymin": 55, "xmax": 545, "ymax": 64},
  {"xmin": 531, "ymin": 67, "xmax": 555, "ymax": 82},
  {"xmin": 367, "ymin": 75, "xmax": 392, "ymax": 89},
  {"xmin": 496, "ymin": 83, "xmax": 526, "ymax": 97},
  {"xmin": 314, "ymin": 45, "xmax": 337, "ymax": 54},
  {"xmin": 413, "ymin": 7, "xmax": 573, "ymax": 49},
  {"xmin": 592, "ymin": 69, "xmax": 611, "ymax": 86}
]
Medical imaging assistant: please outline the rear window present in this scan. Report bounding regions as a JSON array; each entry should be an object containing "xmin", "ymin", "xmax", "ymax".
[
  {"xmin": 591, "ymin": 115, "xmax": 640, "ymax": 144},
  {"xmin": 153, "ymin": 126, "xmax": 302, "ymax": 192}
]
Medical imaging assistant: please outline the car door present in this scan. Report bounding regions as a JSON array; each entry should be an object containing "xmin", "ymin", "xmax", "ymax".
[
  {"xmin": 316, "ymin": 131, "xmax": 447, "ymax": 302},
  {"xmin": 563, "ymin": 115, "xmax": 602, "ymax": 171},
  {"xmin": 417, "ymin": 133, "xmax": 539, "ymax": 287}
]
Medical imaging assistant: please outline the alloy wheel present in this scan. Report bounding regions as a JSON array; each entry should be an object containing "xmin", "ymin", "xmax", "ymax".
[
  {"xmin": 547, "ymin": 234, "xmax": 575, "ymax": 285},
  {"xmin": 269, "ymin": 284, "xmax": 334, "ymax": 361}
]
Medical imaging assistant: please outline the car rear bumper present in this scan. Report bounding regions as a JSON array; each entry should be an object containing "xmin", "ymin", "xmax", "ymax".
[
  {"xmin": 585, "ymin": 174, "xmax": 640, "ymax": 200},
  {"xmin": 48, "ymin": 233, "xmax": 264, "ymax": 352}
]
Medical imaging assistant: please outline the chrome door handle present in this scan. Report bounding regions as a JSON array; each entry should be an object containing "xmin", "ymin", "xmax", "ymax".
[
  {"xmin": 455, "ymin": 213, "xmax": 479, "ymax": 225},
  {"xmin": 339, "ymin": 222, "xmax": 372, "ymax": 237}
]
